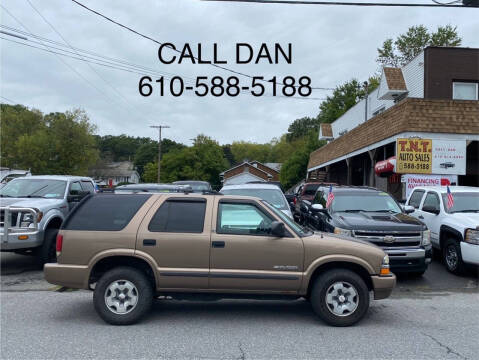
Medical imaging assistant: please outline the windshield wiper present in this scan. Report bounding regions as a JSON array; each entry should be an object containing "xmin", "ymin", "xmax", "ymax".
[
  {"xmin": 341, "ymin": 209, "xmax": 363, "ymax": 212},
  {"xmin": 451, "ymin": 209, "xmax": 479, "ymax": 213},
  {"xmin": 16, "ymin": 195, "xmax": 45, "ymax": 198},
  {"xmin": 369, "ymin": 209, "xmax": 397, "ymax": 213}
]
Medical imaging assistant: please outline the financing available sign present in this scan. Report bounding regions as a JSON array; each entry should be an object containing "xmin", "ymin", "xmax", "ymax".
[
  {"xmin": 396, "ymin": 138, "xmax": 466, "ymax": 175},
  {"xmin": 402, "ymin": 174, "xmax": 458, "ymax": 199}
]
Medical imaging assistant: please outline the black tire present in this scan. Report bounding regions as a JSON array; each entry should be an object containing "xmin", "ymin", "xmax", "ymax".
[
  {"xmin": 442, "ymin": 238, "xmax": 466, "ymax": 275},
  {"xmin": 93, "ymin": 267, "xmax": 153, "ymax": 325},
  {"xmin": 37, "ymin": 228, "xmax": 58, "ymax": 265},
  {"xmin": 310, "ymin": 269, "xmax": 369, "ymax": 327}
]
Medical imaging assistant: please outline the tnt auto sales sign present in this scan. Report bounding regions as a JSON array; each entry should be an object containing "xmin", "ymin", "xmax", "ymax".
[{"xmin": 396, "ymin": 138, "xmax": 466, "ymax": 175}]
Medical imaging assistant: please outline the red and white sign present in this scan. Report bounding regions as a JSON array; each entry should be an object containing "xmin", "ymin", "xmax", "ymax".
[
  {"xmin": 402, "ymin": 174, "xmax": 458, "ymax": 199},
  {"xmin": 375, "ymin": 156, "xmax": 396, "ymax": 177}
]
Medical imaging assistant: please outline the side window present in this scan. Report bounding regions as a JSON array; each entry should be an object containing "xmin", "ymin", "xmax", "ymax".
[
  {"xmin": 148, "ymin": 199, "xmax": 206, "ymax": 233},
  {"xmin": 217, "ymin": 202, "xmax": 273, "ymax": 235},
  {"xmin": 63, "ymin": 194, "xmax": 151, "ymax": 231},
  {"xmin": 81, "ymin": 181, "xmax": 95, "ymax": 193},
  {"xmin": 422, "ymin": 192, "xmax": 440, "ymax": 211},
  {"xmin": 408, "ymin": 190, "xmax": 425, "ymax": 208},
  {"xmin": 69, "ymin": 182, "xmax": 82, "ymax": 195},
  {"xmin": 313, "ymin": 190, "xmax": 326, "ymax": 207}
]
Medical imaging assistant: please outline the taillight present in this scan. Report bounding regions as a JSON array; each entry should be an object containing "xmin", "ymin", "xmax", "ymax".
[
  {"xmin": 293, "ymin": 197, "xmax": 297, "ymax": 205},
  {"xmin": 56, "ymin": 234, "xmax": 63, "ymax": 255}
]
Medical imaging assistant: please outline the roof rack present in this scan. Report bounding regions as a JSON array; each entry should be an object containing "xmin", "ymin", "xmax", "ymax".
[{"xmin": 181, "ymin": 189, "xmax": 223, "ymax": 195}]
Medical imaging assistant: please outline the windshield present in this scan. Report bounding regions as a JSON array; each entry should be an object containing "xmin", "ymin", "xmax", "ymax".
[
  {"xmin": 0, "ymin": 179, "xmax": 67, "ymax": 199},
  {"xmin": 442, "ymin": 192, "xmax": 479, "ymax": 213},
  {"xmin": 261, "ymin": 200, "xmax": 310, "ymax": 237},
  {"xmin": 331, "ymin": 192, "xmax": 402, "ymax": 213},
  {"xmin": 304, "ymin": 184, "xmax": 320, "ymax": 195},
  {"xmin": 222, "ymin": 188, "xmax": 288, "ymax": 210}
]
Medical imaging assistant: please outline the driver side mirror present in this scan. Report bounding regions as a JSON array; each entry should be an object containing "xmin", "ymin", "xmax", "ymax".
[
  {"xmin": 402, "ymin": 205, "xmax": 415, "ymax": 214},
  {"xmin": 270, "ymin": 221, "xmax": 286, "ymax": 237}
]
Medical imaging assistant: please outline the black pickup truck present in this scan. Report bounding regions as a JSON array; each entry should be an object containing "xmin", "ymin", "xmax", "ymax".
[{"xmin": 300, "ymin": 186, "xmax": 432, "ymax": 276}]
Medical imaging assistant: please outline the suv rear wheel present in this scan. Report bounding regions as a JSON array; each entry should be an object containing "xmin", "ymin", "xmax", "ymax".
[
  {"xmin": 310, "ymin": 269, "xmax": 369, "ymax": 326},
  {"xmin": 93, "ymin": 267, "xmax": 153, "ymax": 325}
]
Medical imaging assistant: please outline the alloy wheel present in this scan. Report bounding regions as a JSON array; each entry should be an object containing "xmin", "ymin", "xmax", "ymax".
[
  {"xmin": 445, "ymin": 245, "xmax": 458, "ymax": 271},
  {"xmin": 104, "ymin": 279, "xmax": 139, "ymax": 315},
  {"xmin": 325, "ymin": 281, "xmax": 359, "ymax": 317}
]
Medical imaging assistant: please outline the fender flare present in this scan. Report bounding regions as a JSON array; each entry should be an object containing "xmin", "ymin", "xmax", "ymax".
[
  {"xmin": 440, "ymin": 225, "xmax": 463, "ymax": 248},
  {"xmin": 84, "ymin": 249, "xmax": 160, "ymax": 289},
  {"xmin": 42, "ymin": 210, "xmax": 65, "ymax": 230},
  {"xmin": 300, "ymin": 255, "xmax": 375, "ymax": 294}
]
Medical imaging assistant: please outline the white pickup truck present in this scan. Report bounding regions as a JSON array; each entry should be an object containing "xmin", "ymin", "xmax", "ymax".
[{"xmin": 406, "ymin": 186, "xmax": 479, "ymax": 274}]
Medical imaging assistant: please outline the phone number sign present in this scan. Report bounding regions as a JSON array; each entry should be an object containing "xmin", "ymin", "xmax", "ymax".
[
  {"xmin": 396, "ymin": 138, "xmax": 466, "ymax": 175},
  {"xmin": 396, "ymin": 138, "xmax": 432, "ymax": 174}
]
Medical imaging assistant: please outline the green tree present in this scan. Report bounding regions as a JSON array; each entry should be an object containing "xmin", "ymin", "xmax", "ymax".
[
  {"xmin": 285, "ymin": 117, "xmax": 319, "ymax": 142},
  {"xmin": 280, "ymin": 134, "xmax": 324, "ymax": 190},
  {"xmin": 146, "ymin": 135, "xmax": 228, "ymax": 188},
  {"xmin": 0, "ymin": 105, "xmax": 98, "ymax": 175},
  {"xmin": 133, "ymin": 139, "xmax": 185, "ymax": 179},
  {"xmin": 316, "ymin": 77, "xmax": 378, "ymax": 125},
  {"xmin": 377, "ymin": 25, "xmax": 461, "ymax": 67},
  {"xmin": 230, "ymin": 141, "xmax": 273, "ymax": 165},
  {"xmin": 143, "ymin": 161, "xmax": 158, "ymax": 183}
]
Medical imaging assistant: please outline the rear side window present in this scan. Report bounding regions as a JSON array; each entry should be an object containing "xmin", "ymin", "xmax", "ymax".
[
  {"xmin": 81, "ymin": 181, "xmax": 95, "ymax": 193},
  {"xmin": 408, "ymin": 190, "xmax": 425, "ymax": 208},
  {"xmin": 148, "ymin": 199, "xmax": 206, "ymax": 233},
  {"xmin": 64, "ymin": 194, "xmax": 151, "ymax": 231}
]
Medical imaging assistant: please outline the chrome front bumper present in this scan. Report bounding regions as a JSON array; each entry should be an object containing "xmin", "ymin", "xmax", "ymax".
[{"xmin": 0, "ymin": 206, "xmax": 42, "ymax": 250}]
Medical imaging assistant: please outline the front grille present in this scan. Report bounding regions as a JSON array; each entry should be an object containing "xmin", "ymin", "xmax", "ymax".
[
  {"xmin": 353, "ymin": 230, "xmax": 422, "ymax": 248},
  {"xmin": 0, "ymin": 210, "xmax": 19, "ymax": 227}
]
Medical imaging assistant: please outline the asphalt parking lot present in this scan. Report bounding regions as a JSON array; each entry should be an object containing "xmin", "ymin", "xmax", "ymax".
[{"xmin": 1, "ymin": 252, "xmax": 478, "ymax": 359}]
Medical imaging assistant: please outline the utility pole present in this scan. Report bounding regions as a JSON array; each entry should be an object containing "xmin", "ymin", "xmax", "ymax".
[
  {"xmin": 363, "ymin": 81, "xmax": 369, "ymax": 123},
  {"xmin": 150, "ymin": 125, "xmax": 170, "ymax": 183}
]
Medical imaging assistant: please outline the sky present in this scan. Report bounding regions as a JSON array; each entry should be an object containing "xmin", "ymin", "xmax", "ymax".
[{"xmin": 1, "ymin": 0, "xmax": 478, "ymax": 146}]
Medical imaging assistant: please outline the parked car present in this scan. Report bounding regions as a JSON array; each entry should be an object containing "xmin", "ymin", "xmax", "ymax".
[
  {"xmin": 172, "ymin": 180, "xmax": 212, "ymax": 192},
  {"xmin": 0, "ymin": 168, "xmax": 31, "ymax": 189},
  {"xmin": 293, "ymin": 182, "xmax": 336, "ymax": 223},
  {"xmin": 406, "ymin": 186, "xmax": 479, "ymax": 274},
  {"xmin": 246, "ymin": 181, "xmax": 284, "ymax": 193},
  {"xmin": 0, "ymin": 175, "xmax": 95, "ymax": 263},
  {"xmin": 301, "ymin": 186, "xmax": 432, "ymax": 276},
  {"xmin": 220, "ymin": 183, "xmax": 293, "ymax": 218},
  {"xmin": 45, "ymin": 192, "xmax": 395, "ymax": 326},
  {"xmin": 115, "ymin": 183, "xmax": 188, "ymax": 194}
]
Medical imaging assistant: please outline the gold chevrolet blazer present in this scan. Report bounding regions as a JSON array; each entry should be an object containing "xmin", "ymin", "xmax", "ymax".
[{"xmin": 44, "ymin": 193, "xmax": 395, "ymax": 326}]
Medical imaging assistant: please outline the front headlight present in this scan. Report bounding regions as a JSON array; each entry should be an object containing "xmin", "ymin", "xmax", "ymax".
[
  {"xmin": 334, "ymin": 227, "xmax": 352, "ymax": 237},
  {"xmin": 19, "ymin": 211, "xmax": 43, "ymax": 228},
  {"xmin": 465, "ymin": 229, "xmax": 479, "ymax": 245},
  {"xmin": 422, "ymin": 230, "xmax": 431, "ymax": 246}
]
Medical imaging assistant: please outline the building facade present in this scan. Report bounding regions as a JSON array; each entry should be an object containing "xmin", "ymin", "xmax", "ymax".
[
  {"xmin": 221, "ymin": 161, "xmax": 281, "ymax": 186},
  {"xmin": 308, "ymin": 47, "xmax": 479, "ymax": 200}
]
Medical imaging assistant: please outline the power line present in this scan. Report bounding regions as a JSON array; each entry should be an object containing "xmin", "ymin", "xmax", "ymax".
[
  {"xmin": 0, "ymin": 4, "xmax": 122, "ymax": 109},
  {"xmin": 70, "ymin": 0, "xmax": 335, "ymax": 90},
  {"xmin": 1, "ymin": 34, "xmax": 327, "ymax": 100},
  {"xmin": 0, "ymin": 24, "xmax": 190, "ymax": 80},
  {"xmin": 0, "ymin": 95, "xmax": 19, "ymax": 104},
  {"xmin": 201, "ymin": 0, "xmax": 468, "ymax": 7},
  {"xmin": 0, "ymin": 25, "xmax": 197, "ymax": 83},
  {"xmin": 26, "ymin": 0, "xmax": 144, "ymax": 118}
]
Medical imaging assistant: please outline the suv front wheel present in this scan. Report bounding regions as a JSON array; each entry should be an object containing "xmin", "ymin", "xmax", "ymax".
[
  {"xmin": 310, "ymin": 269, "xmax": 369, "ymax": 326},
  {"xmin": 93, "ymin": 267, "xmax": 153, "ymax": 325}
]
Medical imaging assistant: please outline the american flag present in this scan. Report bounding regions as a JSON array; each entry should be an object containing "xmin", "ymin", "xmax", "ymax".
[
  {"xmin": 446, "ymin": 186, "xmax": 454, "ymax": 209},
  {"xmin": 326, "ymin": 185, "xmax": 334, "ymax": 208}
]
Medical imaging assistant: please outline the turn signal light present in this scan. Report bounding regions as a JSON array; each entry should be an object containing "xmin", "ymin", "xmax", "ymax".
[
  {"xmin": 380, "ymin": 268, "xmax": 390, "ymax": 276},
  {"xmin": 18, "ymin": 235, "xmax": 29, "ymax": 240}
]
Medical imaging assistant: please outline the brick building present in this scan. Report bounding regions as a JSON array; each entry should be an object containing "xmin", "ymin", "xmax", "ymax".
[
  {"xmin": 220, "ymin": 161, "xmax": 281, "ymax": 185},
  {"xmin": 307, "ymin": 47, "xmax": 479, "ymax": 200}
]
